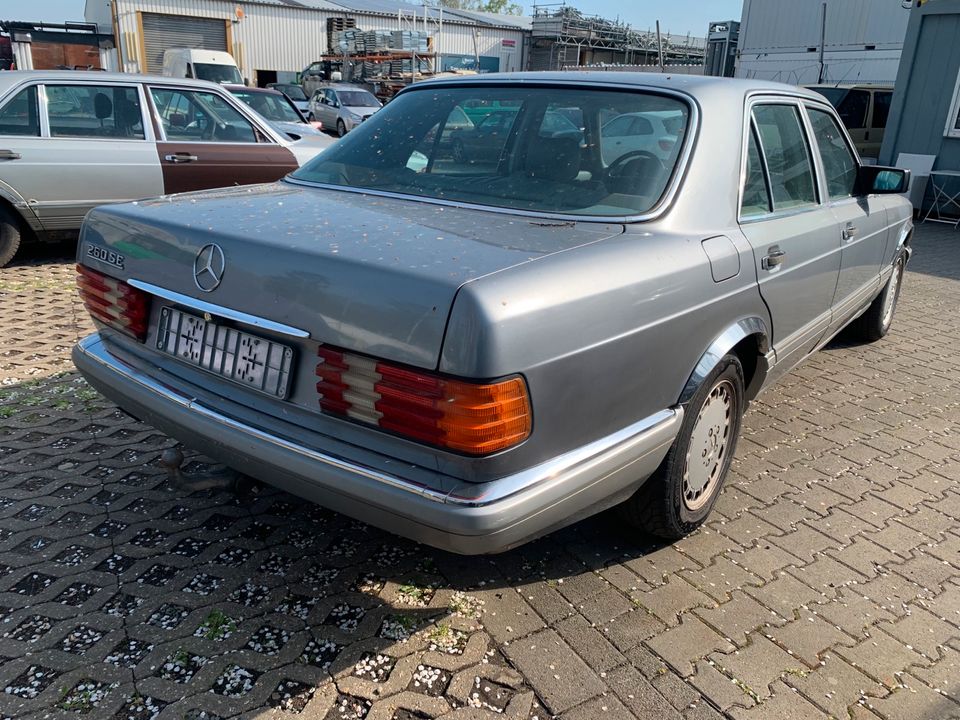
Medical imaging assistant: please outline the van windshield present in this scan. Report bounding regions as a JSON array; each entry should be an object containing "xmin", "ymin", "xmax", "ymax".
[
  {"xmin": 194, "ymin": 63, "xmax": 243, "ymax": 84},
  {"xmin": 291, "ymin": 85, "xmax": 690, "ymax": 217}
]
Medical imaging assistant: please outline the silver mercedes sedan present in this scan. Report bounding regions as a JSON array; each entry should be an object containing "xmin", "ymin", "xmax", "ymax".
[{"xmin": 72, "ymin": 73, "xmax": 913, "ymax": 554}]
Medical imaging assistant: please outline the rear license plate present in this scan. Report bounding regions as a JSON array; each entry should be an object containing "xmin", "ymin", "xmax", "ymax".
[{"xmin": 156, "ymin": 307, "xmax": 295, "ymax": 399}]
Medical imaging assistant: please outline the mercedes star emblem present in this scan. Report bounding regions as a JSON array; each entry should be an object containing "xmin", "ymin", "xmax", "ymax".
[{"xmin": 193, "ymin": 243, "xmax": 225, "ymax": 292}]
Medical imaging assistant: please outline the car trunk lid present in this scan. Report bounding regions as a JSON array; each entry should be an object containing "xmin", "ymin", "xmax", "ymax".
[{"xmin": 79, "ymin": 182, "xmax": 623, "ymax": 369}]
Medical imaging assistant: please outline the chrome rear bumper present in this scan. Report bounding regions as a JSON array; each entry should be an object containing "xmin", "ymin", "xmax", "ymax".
[{"xmin": 73, "ymin": 333, "xmax": 681, "ymax": 554}]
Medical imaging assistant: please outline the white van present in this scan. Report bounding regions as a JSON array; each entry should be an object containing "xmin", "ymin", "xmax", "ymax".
[{"xmin": 162, "ymin": 48, "xmax": 243, "ymax": 85}]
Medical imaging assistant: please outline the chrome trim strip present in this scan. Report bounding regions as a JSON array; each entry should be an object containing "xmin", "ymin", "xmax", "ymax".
[
  {"xmin": 75, "ymin": 334, "xmax": 681, "ymax": 508},
  {"xmin": 126, "ymin": 280, "xmax": 311, "ymax": 339}
]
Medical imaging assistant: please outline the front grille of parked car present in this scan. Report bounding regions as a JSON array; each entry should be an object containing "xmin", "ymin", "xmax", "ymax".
[
  {"xmin": 76, "ymin": 265, "xmax": 151, "ymax": 342},
  {"xmin": 315, "ymin": 346, "xmax": 531, "ymax": 455}
]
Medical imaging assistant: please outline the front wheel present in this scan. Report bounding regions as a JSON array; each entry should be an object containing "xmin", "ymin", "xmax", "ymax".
[
  {"xmin": 619, "ymin": 354, "xmax": 745, "ymax": 540},
  {"xmin": 852, "ymin": 253, "xmax": 905, "ymax": 342},
  {"xmin": 336, "ymin": 119, "xmax": 347, "ymax": 138}
]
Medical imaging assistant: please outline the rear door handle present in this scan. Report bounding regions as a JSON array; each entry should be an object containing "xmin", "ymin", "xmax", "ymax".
[
  {"xmin": 762, "ymin": 248, "xmax": 786, "ymax": 270},
  {"xmin": 164, "ymin": 153, "xmax": 199, "ymax": 163},
  {"xmin": 0, "ymin": 149, "xmax": 21, "ymax": 160},
  {"xmin": 842, "ymin": 224, "xmax": 858, "ymax": 242}
]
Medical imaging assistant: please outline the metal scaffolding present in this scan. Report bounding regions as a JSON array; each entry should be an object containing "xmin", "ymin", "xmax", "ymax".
[{"xmin": 529, "ymin": 4, "xmax": 705, "ymax": 71}]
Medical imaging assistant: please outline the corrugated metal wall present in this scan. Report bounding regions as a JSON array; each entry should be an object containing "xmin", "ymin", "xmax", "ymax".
[
  {"xmin": 107, "ymin": 0, "xmax": 526, "ymax": 77},
  {"xmin": 736, "ymin": 0, "xmax": 910, "ymax": 84}
]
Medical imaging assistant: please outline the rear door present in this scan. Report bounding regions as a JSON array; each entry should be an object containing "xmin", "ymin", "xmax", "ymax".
[
  {"xmin": 148, "ymin": 85, "xmax": 297, "ymax": 194},
  {"xmin": 866, "ymin": 90, "xmax": 892, "ymax": 161},
  {"xmin": 738, "ymin": 100, "xmax": 842, "ymax": 378},
  {"xmin": 0, "ymin": 81, "xmax": 163, "ymax": 232},
  {"xmin": 805, "ymin": 104, "xmax": 889, "ymax": 329}
]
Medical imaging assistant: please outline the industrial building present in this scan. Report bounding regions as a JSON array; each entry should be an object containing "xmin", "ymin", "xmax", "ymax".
[
  {"xmin": 735, "ymin": 0, "xmax": 911, "ymax": 85},
  {"xmin": 82, "ymin": 0, "xmax": 530, "ymax": 85}
]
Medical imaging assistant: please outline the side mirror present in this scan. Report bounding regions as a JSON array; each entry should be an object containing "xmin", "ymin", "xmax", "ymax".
[{"xmin": 856, "ymin": 165, "xmax": 910, "ymax": 195}]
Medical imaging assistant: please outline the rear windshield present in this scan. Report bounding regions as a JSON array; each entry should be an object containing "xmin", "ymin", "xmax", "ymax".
[
  {"xmin": 277, "ymin": 85, "xmax": 307, "ymax": 101},
  {"xmin": 291, "ymin": 85, "xmax": 691, "ymax": 217},
  {"xmin": 337, "ymin": 90, "xmax": 380, "ymax": 107},
  {"xmin": 193, "ymin": 62, "xmax": 243, "ymax": 85},
  {"xmin": 231, "ymin": 90, "xmax": 301, "ymax": 122}
]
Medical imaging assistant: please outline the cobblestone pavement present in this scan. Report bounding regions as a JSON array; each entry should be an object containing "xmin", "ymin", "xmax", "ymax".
[{"xmin": 1, "ymin": 225, "xmax": 958, "ymax": 720}]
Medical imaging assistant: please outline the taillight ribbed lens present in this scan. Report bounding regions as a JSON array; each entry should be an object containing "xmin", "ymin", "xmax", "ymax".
[
  {"xmin": 76, "ymin": 265, "xmax": 150, "ymax": 341},
  {"xmin": 316, "ymin": 346, "xmax": 532, "ymax": 455}
]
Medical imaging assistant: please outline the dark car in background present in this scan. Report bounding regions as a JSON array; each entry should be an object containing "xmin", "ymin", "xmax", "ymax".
[{"xmin": 267, "ymin": 82, "xmax": 310, "ymax": 116}]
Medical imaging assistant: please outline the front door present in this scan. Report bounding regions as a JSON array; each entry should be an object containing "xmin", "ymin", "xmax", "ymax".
[
  {"xmin": 149, "ymin": 86, "xmax": 297, "ymax": 194},
  {"xmin": 738, "ymin": 102, "xmax": 842, "ymax": 378},
  {"xmin": 0, "ymin": 82, "xmax": 163, "ymax": 232},
  {"xmin": 805, "ymin": 105, "xmax": 889, "ymax": 330}
]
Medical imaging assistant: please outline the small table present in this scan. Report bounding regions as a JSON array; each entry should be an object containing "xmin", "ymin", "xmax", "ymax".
[{"xmin": 922, "ymin": 170, "xmax": 960, "ymax": 227}]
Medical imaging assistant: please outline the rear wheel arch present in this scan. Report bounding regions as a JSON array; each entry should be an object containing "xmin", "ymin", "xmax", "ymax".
[{"xmin": 679, "ymin": 318, "xmax": 770, "ymax": 406}]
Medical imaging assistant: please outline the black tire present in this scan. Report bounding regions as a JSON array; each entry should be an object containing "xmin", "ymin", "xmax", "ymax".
[
  {"xmin": 336, "ymin": 119, "xmax": 347, "ymax": 137},
  {"xmin": 0, "ymin": 205, "xmax": 23, "ymax": 268},
  {"xmin": 851, "ymin": 253, "xmax": 905, "ymax": 342},
  {"xmin": 620, "ymin": 354, "xmax": 745, "ymax": 540}
]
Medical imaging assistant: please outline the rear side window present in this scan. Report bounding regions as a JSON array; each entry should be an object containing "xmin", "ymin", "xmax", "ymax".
[
  {"xmin": 0, "ymin": 86, "xmax": 39, "ymax": 136},
  {"xmin": 752, "ymin": 105, "xmax": 818, "ymax": 210},
  {"xmin": 46, "ymin": 85, "xmax": 144, "ymax": 139},
  {"xmin": 808, "ymin": 108, "xmax": 857, "ymax": 199},
  {"xmin": 741, "ymin": 126, "xmax": 771, "ymax": 218}
]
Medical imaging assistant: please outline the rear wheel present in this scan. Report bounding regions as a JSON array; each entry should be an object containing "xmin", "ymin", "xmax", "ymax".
[
  {"xmin": 0, "ymin": 205, "xmax": 23, "ymax": 268},
  {"xmin": 851, "ymin": 253, "xmax": 905, "ymax": 342},
  {"xmin": 336, "ymin": 119, "xmax": 347, "ymax": 137},
  {"xmin": 620, "ymin": 354, "xmax": 745, "ymax": 539}
]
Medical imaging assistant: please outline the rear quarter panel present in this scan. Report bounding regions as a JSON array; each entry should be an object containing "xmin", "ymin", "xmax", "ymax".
[{"xmin": 440, "ymin": 222, "xmax": 769, "ymax": 471}]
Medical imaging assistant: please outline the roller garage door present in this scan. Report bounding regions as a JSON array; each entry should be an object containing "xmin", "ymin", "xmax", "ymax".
[{"xmin": 141, "ymin": 13, "xmax": 227, "ymax": 74}]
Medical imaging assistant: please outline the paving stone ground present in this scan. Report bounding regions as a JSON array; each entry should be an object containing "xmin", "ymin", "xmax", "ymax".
[{"xmin": 0, "ymin": 224, "xmax": 958, "ymax": 720}]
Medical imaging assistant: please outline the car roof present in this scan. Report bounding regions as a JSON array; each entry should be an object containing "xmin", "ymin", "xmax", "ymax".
[
  {"xmin": 0, "ymin": 70, "xmax": 227, "ymax": 94},
  {"xmin": 402, "ymin": 71, "xmax": 826, "ymax": 103}
]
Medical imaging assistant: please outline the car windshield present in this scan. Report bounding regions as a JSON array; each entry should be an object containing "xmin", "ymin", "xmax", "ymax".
[
  {"xmin": 277, "ymin": 85, "xmax": 307, "ymax": 101},
  {"xmin": 231, "ymin": 90, "xmax": 301, "ymax": 122},
  {"xmin": 194, "ymin": 63, "xmax": 243, "ymax": 84},
  {"xmin": 291, "ymin": 85, "xmax": 690, "ymax": 217},
  {"xmin": 337, "ymin": 90, "xmax": 380, "ymax": 108}
]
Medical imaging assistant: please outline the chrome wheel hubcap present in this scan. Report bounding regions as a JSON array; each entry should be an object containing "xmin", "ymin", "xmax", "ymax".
[
  {"xmin": 882, "ymin": 261, "xmax": 902, "ymax": 328},
  {"xmin": 683, "ymin": 380, "xmax": 733, "ymax": 511}
]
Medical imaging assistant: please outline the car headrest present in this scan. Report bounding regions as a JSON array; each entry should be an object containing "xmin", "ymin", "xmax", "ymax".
[
  {"xmin": 526, "ymin": 137, "xmax": 580, "ymax": 182},
  {"xmin": 93, "ymin": 92, "xmax": 113, "ymax": 120}
]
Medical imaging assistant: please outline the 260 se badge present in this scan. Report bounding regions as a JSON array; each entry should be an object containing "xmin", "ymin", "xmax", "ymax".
[{"xmin": 85, "ymin": 243, "xmax": 124, "ymax": 270}]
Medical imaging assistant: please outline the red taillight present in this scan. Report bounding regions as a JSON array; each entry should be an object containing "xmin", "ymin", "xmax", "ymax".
[
  {"xmin": 658, "ymin": 139, "xmax": 674, "ymax": 153},
  {"xmin": 76, "ymin": 265, "xmax": 151, "ymax": 341},
  {"xmin": 316, "ymin": 346, "xmax": 532, "ymax": 455}
]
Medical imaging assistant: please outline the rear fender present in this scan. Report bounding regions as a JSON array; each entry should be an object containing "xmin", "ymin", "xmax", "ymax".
[{"xmin": 679, "ymin": 317, "xmax": 770, "ymax": 404}]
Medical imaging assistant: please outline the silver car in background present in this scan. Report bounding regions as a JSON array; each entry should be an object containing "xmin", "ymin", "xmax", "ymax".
[
  {"xmin": 72, "ymin": 73, "xmax": 912, "ymax": 554},
  {"xmin": 307, "ymin": 84, "xmax": 382, "ymax": 136}
]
